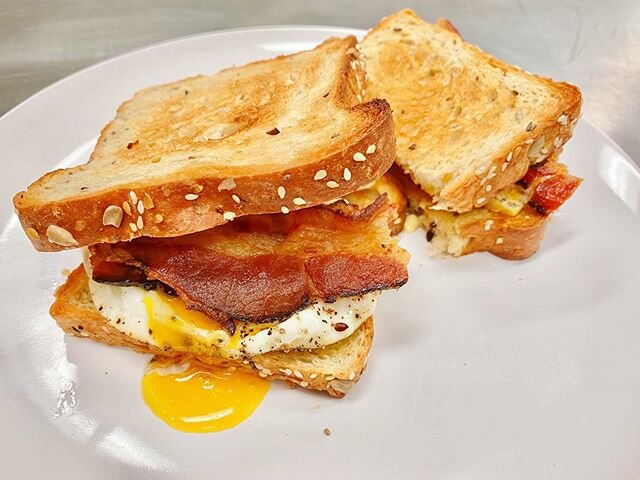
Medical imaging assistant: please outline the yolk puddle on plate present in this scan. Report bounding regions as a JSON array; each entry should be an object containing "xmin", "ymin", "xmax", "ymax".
[{"xmin": 142, "ymin": 358, "xmax": 270, "ymax": 433}]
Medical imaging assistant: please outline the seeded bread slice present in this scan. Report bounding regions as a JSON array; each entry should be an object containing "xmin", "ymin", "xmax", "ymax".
[
  {"xmin": 14, "ymin": 36, "xmax": 395, "ymax": 252},
  {"xmin": 361, "ymin": 9, "xmax": 581, "ymax": 213},
  {"xmin": 51, "ymin": 266, "xmax": 373, "ymax": 397}
]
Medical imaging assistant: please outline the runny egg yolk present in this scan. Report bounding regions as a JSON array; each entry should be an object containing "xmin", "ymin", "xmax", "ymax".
[
  {"xmin": 143, "ymin": 291, "xmax": 221, "ymax": 347},
  {"xmin": 142, "ymin": 358, "xmax": 270, "ymax": 433},
  {"xmin": 143, "ymin": 290, "xmax": 278, "ymax": 355}
]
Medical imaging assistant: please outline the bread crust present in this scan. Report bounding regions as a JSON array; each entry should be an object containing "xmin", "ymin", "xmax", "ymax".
[
  {"xmin": 51, "ymin": 266, "xmax": 374, "ymax": 397},
  {"xmin": 362, "ymin": 9, "xmax": 582, "ymax": 213},
  {"xmin": 428, "ymin": 206, "xmax": 548, "ymax": 260},
  {"xmin": 14, "ymin": 36, "xmax": 396, "ymax": 252}
]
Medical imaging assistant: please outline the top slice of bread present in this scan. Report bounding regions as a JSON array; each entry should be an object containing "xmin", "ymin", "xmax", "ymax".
[
  {"xmin": 14, "ymin": 36, "xmax": 396, "ymax": 252},
  {"xmin": 361, "ymin": 9, "xmax": 581, "ymax": 213}
]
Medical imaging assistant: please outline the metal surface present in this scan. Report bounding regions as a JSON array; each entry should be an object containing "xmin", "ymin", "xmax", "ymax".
[{"xmin": 1, "ymin": 0, "xmax": 639, "ymax": 164}]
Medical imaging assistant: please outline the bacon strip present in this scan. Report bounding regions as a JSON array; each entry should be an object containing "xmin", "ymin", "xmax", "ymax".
[
  {"xmin": 89, "ymin": 197, "xmax": 409, "ymax": 330},
  {"xmin": 519, "ymin": 162, "xmax": 582, "ymax": 215}
]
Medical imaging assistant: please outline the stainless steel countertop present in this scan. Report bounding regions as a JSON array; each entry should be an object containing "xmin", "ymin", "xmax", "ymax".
[{"xmin": 2, "ymin": 0, "xmax": 639, "ymax": 164}]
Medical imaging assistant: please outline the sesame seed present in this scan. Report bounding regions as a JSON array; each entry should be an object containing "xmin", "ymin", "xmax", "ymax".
[
  {"xmin": 185, "ymin": 193, "xmax": 199, "ymax": 201},
  {"xmin": 485, "ymin": 185, "xmax": 492, "ymax": 192},
  {"xmin": 277, "ymin": 186, "xmax": 286, "ymax": 199},
  {"xmin": 191, "ymin": 184, "xmax": 204, "ymax": 194},
  {"xmin": 254, "ymin": 362, "xmax": 263, "ymax": 370},
  {"xmin": 129, "ymin": 191, "xmax": 138, "ymax": 205},
  {"xmin": 348, "ymin": 372, "xmax": 355, "ymax": 380},
  {"xmin": 526, "ymin": 121, "xmax": 536, "ymax": 132},
  {"xmin": 343, "ymin": 168, "xmax": 352, "ymax": 181},
  {"xmin": 525, "ymin": 139, "xmax": 534, "ymax": 145},
  {"xmin": 475, "ymin": 165, "xmax": 487, "ymax": 175},
  {"xmin": 557, "ymin": 114, "xmax": 568, "ymax": 125},
  {"xmin": 293, "ymin": 197, "xmax": 306, "ymax": 206},
  {"xmin": 284, "ymin": 368, "xmax": 292, "ymax": 376},
  {"xmin": 507, "ymin": 151, "xmax": 513, "ymax": 161},
  {"xmin": 480, "ymin": 177, "xmax": 488, "ymax": 186},
  {"xmin": 281, "ymin": 206, "xmax": 290, "ymax": 214},
  {"xmin": 223, "ymin": 211, "xmax": 236, "ymax": 221},
  {"xmin": 309, "ymin": 373, "xmax": 318, "ymax": 379},
  {"xmin": 293, "ymin": 370, "xmax": 303, "ymax": 379},
  {"xmin": 553, "ymin": 136, "xmax": 562, "ymax": 148},
  {"xmin": 366, "ymin": 144, "xmax": 376, "ymax": 154},
  {"xmin": 326, "ymin": 181, "xmax": 339, "ymax": 189},
  {"xmin": 129, "ymin": 223, "xmax": 138, "ymax": 232},
  {"xmin": 136, "ymin": 216, "xmax": 144, "ymax": 229},
  {"xmin": 314, "ymin": 170, "xmax": 327, "ymax": 181},
  {"xmin": 484, "ymin": 219, "xmax": 494, "ymax": 231},
  {"xmin": 122, "ymin": 201, "xmax": 132, "ymax": 216},
  {"xmin": 300, "ymin": 381, "xmax": 309, "ymax": 387},
  {"xmin": 154, "ymin": 214, "xmax": 163, "ymax": 224},
  {"xmin": 217, "ymin": 178, "xmax": 236, "ymax": 191},
  {"xmin": 477, "ymin": 197, "xmax": 486, "ymax": 204},
  {"xmin": 325, "ymin": 375, "xmax": 335, "ymax": 381},
  {"xmin": 501, "ymin": 162, "xmax": 508, "ymax": 172},
  {"xmin": 136, "ymin": 200, "xmax": 144, "ymax": 214},
  {"xmin": 102, "ymin": 205, "xmax": 123, "ymax": 228},
  {"xmin": 232, "ymin": 194, "xmax": 241, "ymax": 204},
  {"xmin": 353, "ymin": 152, "xmax": 366, "ymax": 162},
  {"xmin": 258, "ymin": 371, "xmax": 268, "ymax": 378},
  {"xmin": 496, "ymin": 237, "xmax": 504, "ymax": 244},
  {"xmin": 393, "ymin": 217, "xmax": 402, "ymax": 225},
  {"xmin": 142, "ymin": 193, "xmax": 154, "ymax": 209}
]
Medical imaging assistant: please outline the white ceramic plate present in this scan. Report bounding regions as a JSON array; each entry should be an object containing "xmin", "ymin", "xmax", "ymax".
[{"xmin": 1, "ymin": 26, "xmax": 640, "ymax": 480}]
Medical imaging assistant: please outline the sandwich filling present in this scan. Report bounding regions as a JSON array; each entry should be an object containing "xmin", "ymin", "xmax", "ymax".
[
  {"xmin": 393, "ymin": 160, "xmax": 581, "ymax": 256},
  {"xmin": 84, "ymin": 198, "xmax": 409, "ymax": 359}
]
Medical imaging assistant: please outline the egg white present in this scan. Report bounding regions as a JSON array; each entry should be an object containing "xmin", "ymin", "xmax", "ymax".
[{"xmin": 83, "ymin": 256, "xmax": 376, "ymax": 358}]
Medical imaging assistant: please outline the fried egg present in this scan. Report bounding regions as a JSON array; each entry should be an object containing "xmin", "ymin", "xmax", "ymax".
[
  {"xmin": 83, "ymin": 259, "xmax": 377, "ymax": 359},
  {"xmin": 142, "ymin": 358, "xmax": 269, "ymax": 433}
]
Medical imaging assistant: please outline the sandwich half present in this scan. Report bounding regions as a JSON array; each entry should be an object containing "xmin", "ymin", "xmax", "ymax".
[
  {"xmin": 362, "ymin": 10, "xmax": 582, "ymax": 259},
  {"xmin": 15, "ymin": 36, "xmax": 409, "ymax": 397}
]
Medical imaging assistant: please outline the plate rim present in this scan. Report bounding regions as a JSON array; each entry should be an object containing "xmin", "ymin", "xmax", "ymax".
[{"xmin": 1, "ymin": 24, "xmax": 640, "ymax": 480}]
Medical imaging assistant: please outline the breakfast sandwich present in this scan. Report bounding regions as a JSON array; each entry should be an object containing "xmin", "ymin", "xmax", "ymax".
[
  {"xmin": 13, "ymin": 35, "xmax": 410, "ymax": 406},
  {"xmin": 361, "ymin": 9, "xmax": 582, "ymax": 259}
]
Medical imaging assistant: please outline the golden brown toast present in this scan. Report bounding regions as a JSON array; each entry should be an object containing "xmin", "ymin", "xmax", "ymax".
[
  {"xmin": 51, "ymin": 266, "xmax": 374, "ymax": 397},
  {"xmin": 15, "ymin": 36, "xmax": 395, "ymax": 252},
  {"xmin": 361, "ymin": 9, "xmax": 581, "ymax": 213}
]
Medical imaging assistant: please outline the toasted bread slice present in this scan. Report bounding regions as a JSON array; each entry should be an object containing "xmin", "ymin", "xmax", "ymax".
[
  {"xmin": 15, "ymin": 36, "xmax": 395, "ymax": 252},
  {"xmin": 361, "ymin": 9, "xmax": 581, "ymax": 213},
  {"xmin": 51, "ymin": 266, "xmax": 373, "ymax": 397},
  {"xmin": 391, "ymin": 164, "xmax": 546, "ymax": 260}
]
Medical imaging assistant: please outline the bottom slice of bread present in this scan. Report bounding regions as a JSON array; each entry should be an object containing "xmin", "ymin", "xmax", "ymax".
[
  {"xmin": 418, "ymin": 206, "xmax": 547, "ymax": 260},
  {"xmin": 51, "ymin": 266, "xmax": 374, "ymax": 397},
  {"xmin": 389, "ymin": 165, "xmax": 548, "ymax": 260}
]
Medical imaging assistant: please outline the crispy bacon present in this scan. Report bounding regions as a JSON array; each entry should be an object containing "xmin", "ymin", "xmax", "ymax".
[
  {"xmin": 520, "ymin": 162, "xmax": 582, "ymax": 215},
  {"xmin": 89, "ymin": 197, "xmax": 409, "ymax": 331}
]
